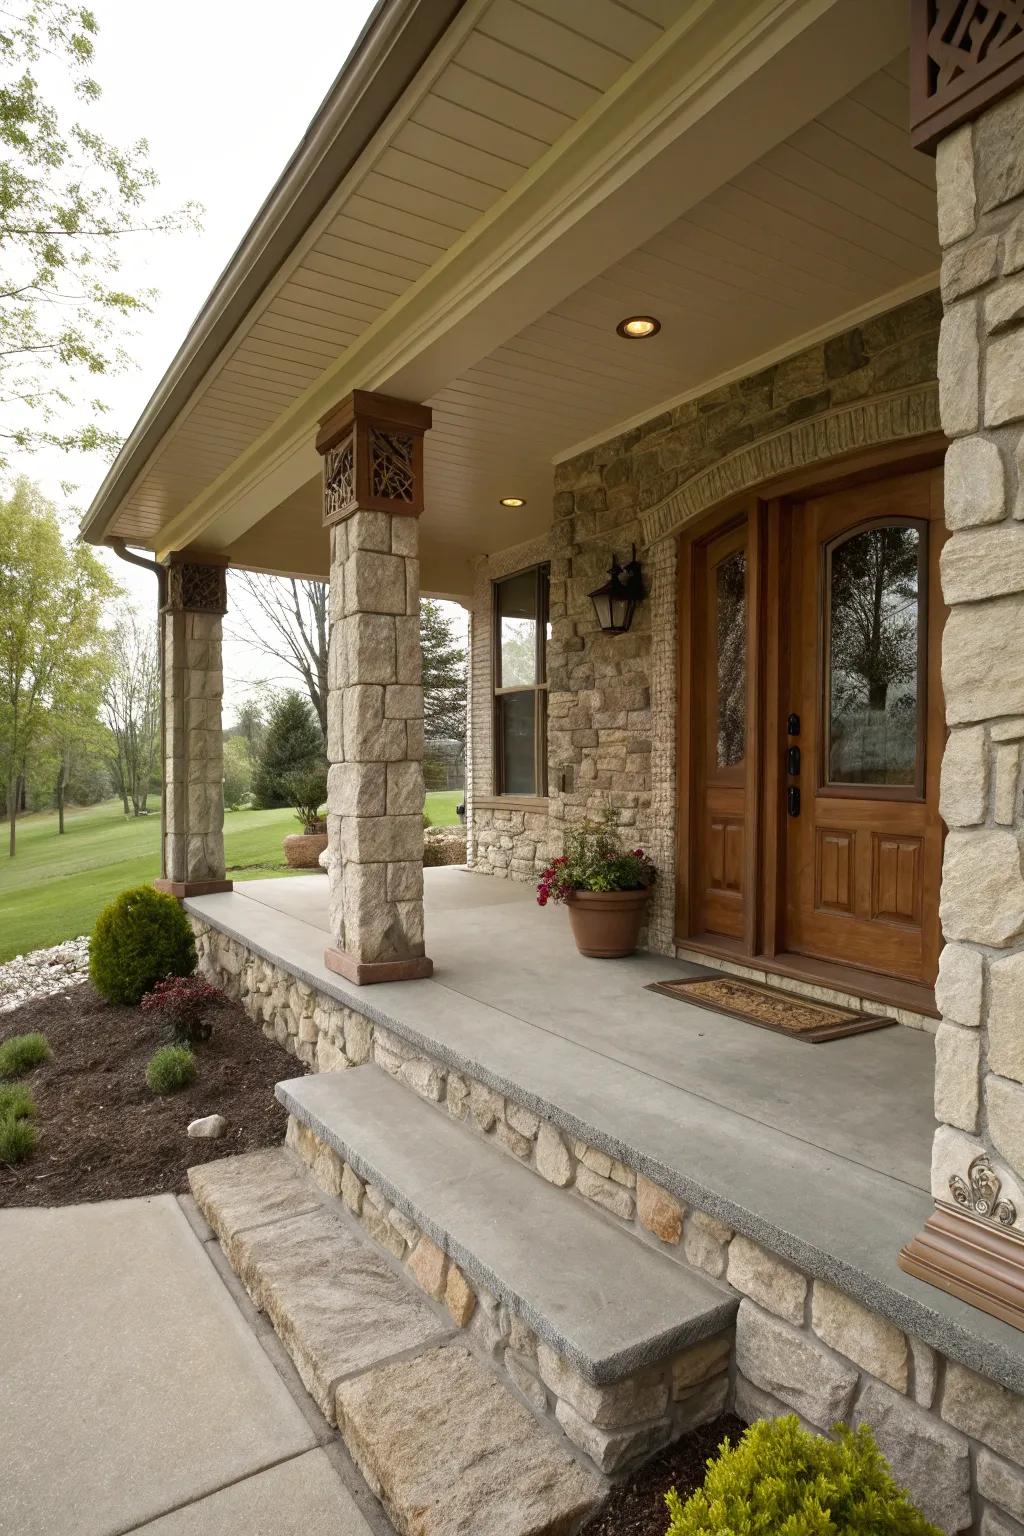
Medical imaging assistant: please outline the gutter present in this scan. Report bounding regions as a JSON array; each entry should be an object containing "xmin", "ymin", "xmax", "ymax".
[
  {"xmin": 82, "ymin": 0, "xmax": 464, "ymax": 548},
  {"xmin": 110, "ymin": 541, "xmax": 168, "ymax": 880}
]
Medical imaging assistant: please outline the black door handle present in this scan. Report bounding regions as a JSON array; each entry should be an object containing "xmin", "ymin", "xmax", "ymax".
[
  {"xmin": 787, "ymin": 786, "xmax": 801, "ymax": 817},
  {"xmin": 787, "ymin": 746, "xmax": 801, "ymax": 777},
  {"xmin": 787, "ymin": 713, "xmax": 800, "ymax": 736}
]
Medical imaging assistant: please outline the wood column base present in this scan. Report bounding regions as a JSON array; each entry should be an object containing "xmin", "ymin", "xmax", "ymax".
[
  {"xmin": 323, "ymin": 947, "xmax": 433, "ymax": 986},
  {"xmin": 899, "ymin": 1204, "xmax": 1024, "ymax": 1332},
  {"xmin": 154, "ymin": 878, "xmax": 234, "ymax": 898}
]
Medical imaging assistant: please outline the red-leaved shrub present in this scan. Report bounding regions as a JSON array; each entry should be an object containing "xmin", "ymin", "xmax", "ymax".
[{"xmin": 140, "ymin": 976, "xmax": 225, "ymax": 1045}]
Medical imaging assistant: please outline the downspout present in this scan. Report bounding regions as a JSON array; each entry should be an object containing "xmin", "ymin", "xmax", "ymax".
[{"xmin": 109, "ymin": 540, "xmax": 168, "ymax": 880}]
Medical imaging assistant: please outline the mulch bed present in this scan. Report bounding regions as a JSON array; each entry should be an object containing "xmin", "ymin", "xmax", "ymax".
[
  {"xmin": 0, "ymin": 982, "xmax": 296, "ymax": 1206},
  {"xmin": 583, "ymin": 1414, "xmax": 746, "ymax": 1535}
]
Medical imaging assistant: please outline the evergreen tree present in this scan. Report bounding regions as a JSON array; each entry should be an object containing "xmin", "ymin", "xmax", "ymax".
[
  {"xmin": 420, "ymin": 599, "xmax": 467, "ymax": 747},
  {"xmin": 252, "ymin": 692, "xmax": 324, "ymax": 809}
]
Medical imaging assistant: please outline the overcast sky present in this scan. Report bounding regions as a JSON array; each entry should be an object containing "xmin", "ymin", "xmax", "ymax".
[{"xmin": 25, "ymin": 0, "xmax": 452, "ymax": 720}]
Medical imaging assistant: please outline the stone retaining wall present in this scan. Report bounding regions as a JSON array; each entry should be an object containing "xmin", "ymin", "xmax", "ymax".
[
  {"xmin": 190, "ymin": 918, "xmax": 371, "ymax": 1073},
  {"xmin": 287, "ymin": 1111, "xmax": 731, "ymax": 1477}
]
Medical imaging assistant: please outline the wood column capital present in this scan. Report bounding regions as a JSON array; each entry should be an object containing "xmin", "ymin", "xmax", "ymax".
[{"xmin": 316, "ymin": 390, "xmax": 432, "ymax": 527}]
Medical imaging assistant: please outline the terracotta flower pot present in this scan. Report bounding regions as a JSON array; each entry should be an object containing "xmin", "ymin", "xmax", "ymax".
[
  {"xmin": 283, "ymin": 831, "xmax": 329, "ymax": 869},
  {"xmin": 566, "ymin": 888, "xmax": 650, "ymax": 958}
]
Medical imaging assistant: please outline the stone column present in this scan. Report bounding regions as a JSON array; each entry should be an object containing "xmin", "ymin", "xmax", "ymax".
[
  {"xmin": 154, "ymin": 558, "xmax": 231, "ymax": 898},
  {"xmin": 318, "ymin": 391, "xmax": 433, "ymax": 984},
  {"xmin": 900, "ymin": 88, "xmax": 1024, "ymax": 1325}
]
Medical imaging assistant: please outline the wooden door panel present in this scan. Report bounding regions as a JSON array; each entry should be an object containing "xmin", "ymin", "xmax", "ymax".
[
  {"xmin": 782, "ymin": 467, "xmax": 944, "ymax": 986},
  {"xmin": 871, "ymin": 833, "xmax": 923, "ymax": 926},
  {"xmin": 815, "ymin": 828, "xmax": 855, "ymax": 914}
]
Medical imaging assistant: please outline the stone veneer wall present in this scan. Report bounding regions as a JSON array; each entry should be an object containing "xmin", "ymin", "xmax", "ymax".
[
  {"xmin": 927, "ymin": 91, "xmax": 1024, "ymax": 1265},
  {"xmin": 466, "ymin": 293, "xmax": 943, "ymax": 958},
  {"xmin": 197, "ymin": 921, "xmax": 1024, "ymax": 1531}
]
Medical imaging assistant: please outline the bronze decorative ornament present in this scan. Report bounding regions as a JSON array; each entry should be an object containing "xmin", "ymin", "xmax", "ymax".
[{"xmin": 949, "ymin": 1153, "xmax": 1018, "ymax": 1227}]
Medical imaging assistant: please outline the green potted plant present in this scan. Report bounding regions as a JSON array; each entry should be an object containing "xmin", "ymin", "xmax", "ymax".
[
  {"xmin": 537, "ymin": 809, "xmax": 655, "ymax": 958},
  {"xmin": 282, "ymin": 770, "xmax": 329, "ymax": 869}
]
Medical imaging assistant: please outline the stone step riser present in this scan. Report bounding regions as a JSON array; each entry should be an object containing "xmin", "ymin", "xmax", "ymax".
[{"xmin": 287, "ymin": 1112, "xmax": 733, "ymax": 1476}]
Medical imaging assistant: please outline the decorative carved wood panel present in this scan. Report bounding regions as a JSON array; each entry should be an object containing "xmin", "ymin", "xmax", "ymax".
[
  {"xmin": 815, "ymin": 829, "xmax": 855, "ymax": 914},
  {"xmin": 872, "ymin": 834, "xmax": 924, "ymax": 926},
  {"xmin": 707, "ymin": 817, "xmax": 744, "ymax": 894},
  {"xmin": 911, "ymin": 0, "xmax": 1024, "ymax": 150}
]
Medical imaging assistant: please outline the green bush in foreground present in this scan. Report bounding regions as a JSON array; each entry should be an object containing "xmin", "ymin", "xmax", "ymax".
[
  {"xmin": 0, "ymin": 1113, "xmax": 38, "ymax": 1164},
  {"xmin": 0, "ymin": 1032, "xmax": 51, "ymax": 1080},
  {"xmin": 145, "ymin": 1045, "xmax": 197, "ymax": 1096},
  {"xmin": 0, "ymin": 1083, "xmax": 36, "ymax": 1119},
  {"xmin": 90, "ymin": 885, "xmax": 196, "ymax": 1005},
  {"xmin": 666, "ymin": 1416, "xmax": 941, "ymax": 1536}
]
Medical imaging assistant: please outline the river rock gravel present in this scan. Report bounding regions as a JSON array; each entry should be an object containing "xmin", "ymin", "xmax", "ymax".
[{"xmin": 0, "ymin": 937, "xmax": 90, "ymax": 1014}]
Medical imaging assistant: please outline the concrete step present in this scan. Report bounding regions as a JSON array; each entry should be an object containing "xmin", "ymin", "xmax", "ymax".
[
  {"xmin": 276, "ymin": 1065, "xmax": 737, "ymax": 1386},
  {"xmin": 190, "ymin": 1149, "xmax": 604, "ymax": 1536}
]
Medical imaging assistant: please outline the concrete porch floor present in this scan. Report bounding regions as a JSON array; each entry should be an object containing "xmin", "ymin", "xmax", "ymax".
[{"xmin": 186, "ymin": 869, "xmax": 1024, "ymax": 1395}]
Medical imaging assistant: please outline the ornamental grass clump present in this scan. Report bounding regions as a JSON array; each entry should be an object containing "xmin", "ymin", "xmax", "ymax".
[
  {"xmin": 665, "ymin": 1416, "xmax": 941, "ymax": 1536},
  {"xmin": 90, "ymin": 886, "xmax": 197, "ymax": 1005},
  {"xmin": 0, "ymin": 1079, "xmax": 38, "ymax": 1164},
  {"xmin": 141, "ymin": 976, "xmax": 225, "ymax": 1045},
  {"xmin": 536, "ymin": 808, "xmax": 655, "ymax": 906},
  {"xmin": 0, "ymin": 1032, "xmax": 51, "ymax": 1079},
  {"xmin": 145, "ymin": 1045, "xmax": 197, "ymax": 1096}
]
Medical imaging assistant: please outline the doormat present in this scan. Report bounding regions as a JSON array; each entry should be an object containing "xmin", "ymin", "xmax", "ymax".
[{"xmin": 645, "ymin": 975, "xmax": 897, "ymax": 1044}]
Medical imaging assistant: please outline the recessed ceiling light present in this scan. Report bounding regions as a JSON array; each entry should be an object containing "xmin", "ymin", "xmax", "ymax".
[
  {"xmin": 616, "ymin": 315, "xmax": 660, "ymax": 339},
  {"xmin": 499, "ymin": 496, "xmax": 526, "ymax": 508}
]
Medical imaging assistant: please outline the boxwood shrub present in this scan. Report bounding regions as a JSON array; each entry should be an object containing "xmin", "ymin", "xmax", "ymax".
[
  {"xmin": 90, "ymin": 886, "xmax": 197, "ymax": 1005},
  {"xmin": 666, "ymin": 1416, "xmax": 941, "ymax": 1536}
]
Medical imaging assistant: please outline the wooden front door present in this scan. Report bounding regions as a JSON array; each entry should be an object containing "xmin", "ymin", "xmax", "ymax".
[
  {"xmin": 690, "ymin": 521, "xmax": 752, "ymax": 941},
  {"xmin": 782, "ymin": 468, "xmax": 945, "ymax": 986}
]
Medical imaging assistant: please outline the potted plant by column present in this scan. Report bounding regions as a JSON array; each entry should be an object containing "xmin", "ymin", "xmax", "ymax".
[
  {"xmin": 282, "ymin": 772, "xmax": 329, "ymax": 869},
  {"xmin": 537, "ymin": 810, "xmax": 656, "ymax": 958}
]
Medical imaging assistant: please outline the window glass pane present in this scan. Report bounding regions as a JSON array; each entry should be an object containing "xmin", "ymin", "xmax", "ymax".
[
  {"xmin": 497, "ymin": 570, "xmax": 538, "ymax": 686},
  {"xmin": 499, "ymin": 691, "xmax": 536, "ymax": 795},
  {"xmin": 828, "ymin": 524, "xmax": 921, "ymax": 786},
  {"xmin": 715, "ymin": 550, "xmax": 746, "ymax": 769}
]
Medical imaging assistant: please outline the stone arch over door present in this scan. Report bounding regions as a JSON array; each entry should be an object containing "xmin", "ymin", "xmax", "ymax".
[{"xmin": 642, "ymin": 383, "xmax": 941, "ymax": 956}]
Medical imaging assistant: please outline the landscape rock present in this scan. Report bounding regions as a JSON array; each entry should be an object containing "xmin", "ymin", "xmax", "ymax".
[
  {"xmin": 337, "ymin": 1345, "xmax": 603, "ymax": 1536},
  {"xmin": 187, "ymin": 1114, "xmax": 227, "ymax": 1140},
  {"xmin": 0, "ymin": 935, "xmax": 90, "ymax": 1014}
]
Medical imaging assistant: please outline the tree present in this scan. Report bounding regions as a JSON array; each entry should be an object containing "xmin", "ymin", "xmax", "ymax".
[
  {"xmin": 222, "ymin": 735, "xmax": 252, "ymax": 811},
  {"xmin": 0, "ymin": 1, "xmax": 199, "ymax": 468},
  {"xmin": 252, "ymin": 692, "xmax": 325, "ymax": 809},
  {"xmin": 230, "ymin": 573, "xmax": 328, "ymax": 739},
  {"xmin": 233, "ymin": 696, "xmax": 268, "ymax": 760},
  {"xmin": 0, "ymin": 477, "xmax": 113, "ymax": 853},
  {"xmin": 421, "ymin": 599, "xmax": 466, "ymax": 746},
  {"xmin": 100, "ymin": 601, "xmax": 160, "ymax": 817}
]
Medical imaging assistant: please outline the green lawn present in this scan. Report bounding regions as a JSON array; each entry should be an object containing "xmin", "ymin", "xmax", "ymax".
[{"xmin": 0, "ymin": 790, "xmax": 462, "ymax": 962}]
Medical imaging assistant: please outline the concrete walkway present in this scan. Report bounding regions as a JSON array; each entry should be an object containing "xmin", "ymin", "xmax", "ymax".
[{"xmin": 0, "ymin": 1195, "xmax": 390, "ymax": 1536}]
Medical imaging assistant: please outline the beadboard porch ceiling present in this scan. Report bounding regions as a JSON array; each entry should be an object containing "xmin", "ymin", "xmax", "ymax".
[{"xmin": 83, "ymin": 1, "xmax": 935, "ymax": 597}]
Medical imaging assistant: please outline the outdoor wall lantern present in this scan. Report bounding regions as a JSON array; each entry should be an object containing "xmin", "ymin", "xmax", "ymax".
[{"xmin": 589, "ymin": 545, "xmax": 645, "ymax": 634}]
